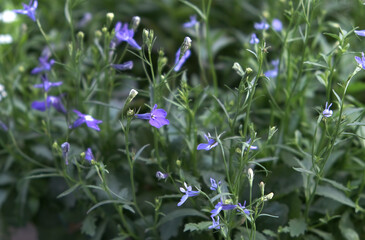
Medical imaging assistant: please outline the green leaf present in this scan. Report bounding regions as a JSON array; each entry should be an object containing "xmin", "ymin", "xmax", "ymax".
[
  {"xmin": 183, "ymin": 221, "xmax": 211, "ymax": 232},
  {"xmin": 339, "ymin": 211, "xmax": 359, "ymax": 240},
  {"xmin": 288, "ymin": 218, "xmax": 307, "ymax": 237},
  {"xmin": 133, "ymin": 144, "xmax": 150, "ymax": 162},
  {"xmin": 57, "ymin": 183, "xmax": 81, "ymax": 199},
  {"xmin": 315, "ymin": 185, "xmax": 356, "ymax": 208},
  {"xmin": 87, "ymin": 200, "xmax": 132, "ymax": 214},
  {"xmin": 292, "ymin": 167, "xmax": 315, "ymax": 176},
  {"xmin": 157, "ymin": 208, "xmax": 208, "ymax": 227},
  {"xmin": 81, "ymin": 214, "xmax": 97, "ymax": 237},
  {"xmin": 65, "ymin": 0, "xmax": 72, "ymax": 24},
  {"xmin": 321, "ymin": 177, "xmax": 350, "ymax": 192}
]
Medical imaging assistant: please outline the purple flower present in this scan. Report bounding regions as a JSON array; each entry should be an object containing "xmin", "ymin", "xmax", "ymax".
[
  {"xmin": 272, "ymin": 18, "xmax": 283, "ymax": 32},
  {"xmin": 135, "ymin": 104, "xmax": 169, "ymax": 128},
  {"xmin": 245, "ymin": 138, "xmax": 258, "ymax": 150},
  {"xmin": 156, "ymin": 171, "xmax": 168, "ymax": 180},
  {"xmin": 249, "ymin": 33, "xmax": 259, "ymax": 44},
  {"xmin": 264, "ymin": 59, "xmax": 279, "ymax": 78},
  {"xmin": 174, "ymin": 47, "xmax": 191, "ymax": 71},
  {"xmin": 197, "ymin": 133, "xmax": 218, "ymax": 151},
  {"xmin": 0, "ymin": 120, "xmax": 8, "ymax": 132},
  {"xmin": 70, "ymin": 110, "xmax": 103, "ymax": 131},
  {"xmin": 13, "ymin": 0, "xmax": 37, "ymax": 22},
  {"xmin": 31, "ymin": 95, "xmax": 66, "ymax": 113},
  {"xmin": 355, "ymin": 30, "xmax": 365, "ymax": 37},
  {"xmin": 238, "ymin": 201, "xmax": 250, "ymax": 216},
  {"xmin": 355, "ymin": 52, "xmax": 365, "ymax": 70},
  {"xmin": 177, "ymin": 182, "xmax": 199, "ymax": 206},
  {"xmin": 210, "ymin": 200, "xmax": 237, "ymax": 217},
  {"xmin": 210, "ymin": 178, "xmax": 221, "ymax": 191},
  {"xmin": 85, "ymin": 148, "xmax": 94, "ymax": 162},
  {"xmin": 111, "ymin": 61, "xmax": 133, "ymax": 71},
  {"xmin": 323, "ymin": 102, "xmax": 333, "ymax": 118},
  {"xmin": 208, "ymin": 216, "xmax": 220, "ymax": 230},
  {"xmin": 33, "ymin": 74, "xmax": 62, "ymax": 92},
  {"xmin": 61, "ymin": 142, "xmax": 70, "ymax": 165},
  {"xmin": 254, "ymin": 21, "xmax": 269, "ymax": 30},
  {"xmin": 114, "ymin": 22, "xmax": 141, "ymax": 50},
  {"xmin": 31, "ymin": 51, "xmax": 55, "ymax": 75},
  {"xmin": 182, "ymin": 15, "xmax": 198, "ymax": 28}
]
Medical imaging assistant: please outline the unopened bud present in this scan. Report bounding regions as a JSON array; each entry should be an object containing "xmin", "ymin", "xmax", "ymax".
[
  {"xmin": 102, "ymin": 27, "xmax": 108, "ymax": 33},
  {"xmin": 268, "ymin": 126, "xmax": 278, "ymax": 141},
  {"xmin": 77, "ymin": 31, "xmax": 84, "ymax": 40},
  {"xmin": 52, "ymin": 141, "xmax": 59, "ymax": 150},
  {"xmin": 245, "ymin": 67, "xmax": 253, "ymax": 74},
  {"xmin": 248, "ymin": 168, "xmax": 254, "ymax": 185},
  {"xmin": 106, "ymin": 12, "xmax": 114, "ymax": 27},
  {"xmin": 264, "ymin": 192, "xmax": 274, "ymax": 201},
  {"xmin": 61, "ymin": 142, "xmax": 70, "ymax": 165},
  {"xmin": 233, "ymin": 62, "xmax": 244, "ymax": 77},
  {"xmin": 127, "ymin": 109, "xmax": 135, "ymax": 117},
  {"xmin": 259, "ymin": 181, "xmax": 265, "ymax": 195},
  {"xmin": 176, "ymin": 160, "xmax": 182, "ymax": 168},
  {"xmin": 180, "ymin": 37, "xmax": 192, "ymax": 59},
  {"xmin": 95, "ymin": 30, "xmax": 102, "ymax": 39},
  {"xmin": 131, "ymin": 16, "xmax": 140, "ymax": 31},
  {"xmin": 127, "ymin": 89, "xmax": 138, "ymax": 103}
]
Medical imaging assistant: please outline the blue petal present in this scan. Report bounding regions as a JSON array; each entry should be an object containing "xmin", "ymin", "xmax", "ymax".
[{"xmin": 177, "ymin": 194, "xmax": 188, "ymax": 206}]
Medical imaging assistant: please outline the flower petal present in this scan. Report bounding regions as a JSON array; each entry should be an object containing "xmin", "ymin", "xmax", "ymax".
[{"xmin": 177, "ymin": 194, "xmax": 188, "ymax": 206}]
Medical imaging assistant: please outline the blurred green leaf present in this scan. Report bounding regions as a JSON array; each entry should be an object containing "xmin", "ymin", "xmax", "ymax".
[
  {"xmin": 315, "ymin": 185, "xmax": 356, "ymax": 208},
  {"xmin": 288, "ymin": 218, "xmax": 307, "ymax": 237}
]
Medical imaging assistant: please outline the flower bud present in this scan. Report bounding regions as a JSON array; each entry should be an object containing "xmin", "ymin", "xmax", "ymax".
[
  {"xmin": 126, "ymin": 89, "xmax": 138, "ymax": 103},
  {"xmin": 176, "ymin": 160, "xmax": 182, "ymax": 168},
  {"xmin": 263, "ymin": 192, "xmax": 274, "ymax": 201},
  {"xmin": 248, "ymin": 168, "xmax": 254, "ymax": 186},
  {"xmin": 102, "ymin": 27, "xmax": 108, "ymax": 33},
  {"xmin": 131, "ymin": 16, "xmax": 140, "ymax": 31},
  {"xmin": 77, "ymin": 31, "xmax": 84, "ymax": 40},
  {"xmin": 95, "ymin": 30, "xmax": 102, "ymax": 39},
  {"xmin": 127, "ymin": 109, "xmax": 135, "ymax": 117},
  {"xmin": 61, "ymin": 142, "xmax": 70, "ymax": 165},
  {"xmin": 156, "ymin": 171, "xmax": 168, "ymax": 180},
  {"xmin": 106, "ymin": 12, "xmax": 114, "ymax": 27},
  {"xmin": 233, "ymin": 62, "xmax": 244, "ymax": 77},
  {"xmin": 245, "ymin": 67, "xmax": 253, "ymax": 74},
  {"xmin": 259, "ymin": 181, "xmax": 265, "ymax": 196},
  {"xmin": 180, "ymin": 37, "xmax": 192, "ymax": 59}
]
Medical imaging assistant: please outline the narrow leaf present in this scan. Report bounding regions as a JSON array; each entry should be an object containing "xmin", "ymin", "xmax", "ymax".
[
  {"xmin": 315, "ymin": 185, "xmax": 356, "ymax": 208},
  {"xmin": 57, "ymin": 183, "xmax": 81, "ymax": 199}
]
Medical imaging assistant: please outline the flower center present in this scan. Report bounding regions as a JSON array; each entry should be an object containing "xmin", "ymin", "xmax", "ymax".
[{"xmin": 85, "ymin": 115, "xmax": 94, "ymax": 121}]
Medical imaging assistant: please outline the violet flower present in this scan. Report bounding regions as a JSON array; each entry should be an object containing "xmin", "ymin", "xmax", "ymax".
[
  {"xmin": 85, "ymin": 148, "xmax": 94, "ymax": 162},
  {"xmin": 355, "ymin": 30, "xmax": 365, "ymax": 37},
  {"xmin": 272, "ymin": 18, "xmax": 283, "ymax": 32},
  {"xmin": 174, "ymin": 47, "xmax": 191, "ymax": 71},
  {"xmin": 111, "ymin": 61, "xmax": 133, "ymax": 71},
  {"xmin": 114, "ymin": 22, "xmax": 141, "ymax": 50},
  {"xmin": 208, "ymin": 216, "xmax": 220, "ymax": 230},
  {"xmin": 156, "ymin": 171, "xmax": 168, "ymax": 180},
  {"xmin": 0, "ymin": 120, "xmax": 8, "ymax": 132},
  {"xmin": 13, "ymin": 0, "xmax": 37, "ymax": 22},
  {"xmin": 264, "ymin": 59, "xmax": 280, "ymax": 78},
  {"xmin": 61, "ymin": 142, "xmax": 70, "ymax": 165},
  {"xmin": 245, "ymin": 138, "xmax": 258, "ymax": 150},
  {"xmin": 33, "ymin": 74, "xmax": 62, "ymax": 92},
  {"xmin": 355, "ymin": 52, "xmax": 365, "ymax": 70},
  {"xmin": 249, "ymin": 33, "xmax": 259, "ymax": 44},
  {"xmin": 210, "ymin": 178, "xmax": 221, "ymax": 191},
  {"xmin": 254, "ymin": 21, "xmax": 269, "ymax": 30},
  {"xmin": 197, "ymin": 133, "xmax": 218, "ymax": 151},
  {"xmin": 135, "ymin": 104, "xmax": 169, "ymax": 128},
  {"xmin": 31, "ymin": 52, "xmax": 55, "ymax": 75},
  {"xmin": 31, "ymin": 96, "xmax": 66, "ymax": 113},
  {"xmin": 70, "ymin": 110, "xmax": 103, "ymax": 131},
  {"xmin": 238, "ymin": 201, "xmax": 250, "ymax": 216},
  {"xmin": 210, "ymin": 200, "xmax": 237, "ymax": 217},
  {"xmin": 177, "ymin": 182, "xmax": 199, "ymax": 206},
  {"xmin": 182, "ymin": 15, "xmax": 198, "ymax": 28},
  {"xmin": 323, "ymin": 102, "xmax": 333, "ymax": 118}
]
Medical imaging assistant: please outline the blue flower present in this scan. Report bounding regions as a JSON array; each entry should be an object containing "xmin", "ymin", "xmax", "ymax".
[
  {"xmin": 70, "ymin": 110, "xmax": 103, "ymax": 131},
  {"xmin": 322, "ymin": 102, "xmax": 333, "ymax": 118},
  {"xmin": 114, "ymin": 22, "xmax": 141, "ymax": 50},
  {"xmin": 61, "ymin": 142, "xmax": 70, "ymax": 165},
  {"xmin": 31, "ymin": 95, "xmax": 66, "ymax": 113},
  {"xmin": 13, "ymin": 0, "xmax": 37, "ymax": 22},
  {"xmin": 135, "ymin": 104, "xmax": 170, "ymax": 128},
  {"xmin": 210, "ymin": 178, "xmax": 221, "ymax": 191},
  {"xmin": 111, "ymin": 61, "xmax": 133, "ymax": 71},
  {"xmin": 245, "ymin": 138, "xmax": 258, "ymax": 150},
  {"xmin": 177, "ymin": 182, "xmax": 199, "ymax": 206},
  {"xmin": 355, "ymin": 30, "xmax": 365, "ymax": 37},
  {"xmin": 33, "ymin": 74, "xmax": 62, "ymax": 92},
  {"xmin": 0, "ymin": 120, "xmax": 8, "ymax": 132},
  {"xmin": 249, "ymin": 33, "xmax": 259, "ymax": 44},
  {"xmin": 197, "ymin": 133, "xmax": 218, "ymax": 151},
  {"xmin": 264, "ymin": 59, "xmax": 279, "ymax": 78},
  {"xmin": 210, "ymin": 200, "xmax": 237, "ymax": 217},
  {"xmin": 238, "ymin": 201, "xmax": 250, "ymax": 216},
  {"xmin": 182, "ymin": 15, "xmax": 198, "ymax": 28},
  {"xmin": 355, "ymin": 52, "xmax": 365, "ymax": 70},
  {"xmin": 174, "ymin": 47, "xmax": 191, "ymax": 71},
  {"xmin": 156, "ymin": 171, "xmax": 168, "ymax": 180},
  {"xmin": 254, "ymin": 21, "xmax": 269, "ymax": 30},
  {"xmin": 272, "ymin": 18, "xmax": 283, "ymax": 32},
  {"xmin": 85, "ymin": 148, "xmax": 94, "ymax": 162},
  {"xmin": 31, "ymin": 51, "xmax": 55, "ymax": 74},
  {"xmin": 208, "ymin": 216, "xmax": 220, "ymax": 230}
]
